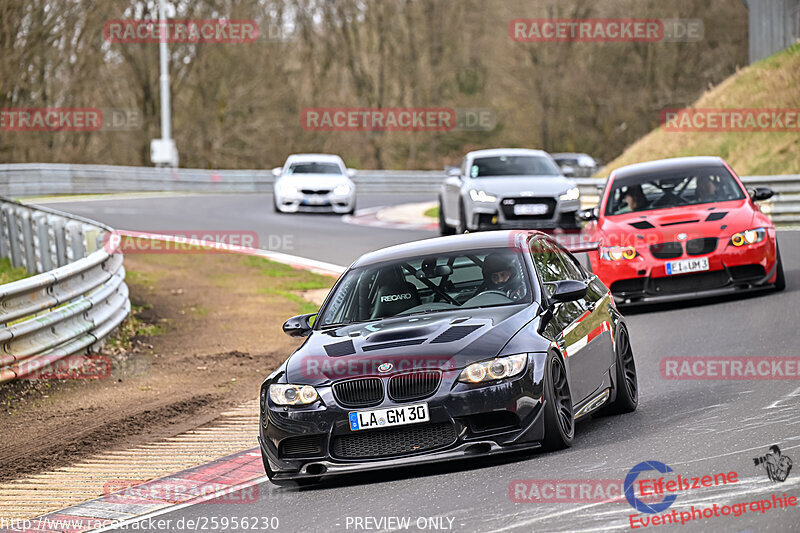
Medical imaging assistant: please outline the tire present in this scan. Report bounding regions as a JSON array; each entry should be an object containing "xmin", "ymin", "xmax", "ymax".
[
  {"xmin": 438, "ymin": 198, "xmax": 455, "ymax": 236},
  {"xmin": 542, "ymin": 352, "xmax": 574, "ymax": 451},
  {"xmin": 774, "ymin": 244, "xmax": 786, "ymax": 291},
  {"xmin": 457, "ymin": 199, "xmax": 468, "ymax": 234},
  {"xmin": 600, "ymin": 325, "xmax": 638, "ymax": 415}
]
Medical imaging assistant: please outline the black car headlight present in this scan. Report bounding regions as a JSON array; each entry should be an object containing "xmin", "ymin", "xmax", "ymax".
[
  {"xmin": 458, "ymin": 354, "xmax": 528, "ymax": 384},
  {"xmin": 269, "ymin": 384, "xmax": 319, "ymax": 406},
  {"xmin": 730, "ymin": 227, "xmax": 766, "ymax": 247}
]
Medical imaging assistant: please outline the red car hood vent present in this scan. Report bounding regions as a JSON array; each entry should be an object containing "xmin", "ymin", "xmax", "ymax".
[
  {"xmin": 660, "ymin": 219, "xmax": 699, "ymax": 226},
  {"xmin": 705, "ymin": 211, "xmax": 728, "ymax": 221},
  {"xmin": 629, "ymin": 220, "xmax": 655, "ymax": 229}
]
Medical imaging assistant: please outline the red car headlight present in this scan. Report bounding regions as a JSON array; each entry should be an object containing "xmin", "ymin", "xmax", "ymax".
[
  {"xmin": 730, "ymin": 227, "xmax": 766, "ymax": 247},
  {"xmin": 600, "ymin": 246, "xmax": 638, "ymax": 261}
]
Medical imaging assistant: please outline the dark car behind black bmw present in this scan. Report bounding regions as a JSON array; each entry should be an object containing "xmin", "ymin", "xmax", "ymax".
[{"xmin": 259, "ymin": 231, "xmax": 638, "ymax": 485}]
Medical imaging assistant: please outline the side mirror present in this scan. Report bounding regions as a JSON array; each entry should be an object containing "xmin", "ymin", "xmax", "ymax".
[
  {"xmin": 577, "ymin": 207, "xmax": 598, "ymax": 221},
  {"xmin": 560, "ymin": 165, "xmax": 576, "ymax": 177},
  {"xmin": 446, "ymin": 166, "xmax": 461, "ymax": 178},
  {"xmin": 346, "ymin": 168, "xmax": 356, "ymax": 178},
  {"xmin": 272, "ymin": 167, "xmax": 282, "ymax": 177},
  {"xmin": 282, "ymin": 313, "xmax": 316, "ymax": 337},
  {"xmin": 749, "ymin": 186, "xmax": 774, "ymax": 201},
  {"xmin": 548, "ymin": 280, "xmax": 588, "ymax": 303}
]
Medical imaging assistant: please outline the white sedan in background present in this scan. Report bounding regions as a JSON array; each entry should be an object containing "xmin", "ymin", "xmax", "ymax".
[{"xmin": 272, "ymin": 154, "xmax": 356, "ymax": 214}]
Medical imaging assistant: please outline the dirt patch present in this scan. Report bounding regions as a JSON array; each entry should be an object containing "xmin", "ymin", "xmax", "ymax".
[{"xmin": 0, "ymin": 252, "xmax": 334, "ymax": 483}]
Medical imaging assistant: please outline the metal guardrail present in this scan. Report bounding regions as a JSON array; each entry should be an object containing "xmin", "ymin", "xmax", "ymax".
[
  {"xmin": 0, "ymin": 197, "xmax": 130, "ymax": 383},
  {"xmin": 0, "ymin": 163, "xmax": 798, "ymax": 224}
]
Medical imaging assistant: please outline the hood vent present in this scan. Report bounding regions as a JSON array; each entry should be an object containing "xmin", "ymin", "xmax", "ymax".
[
  {"xmin": 366, "ymin": 326, "xmax": 434, "ymax": 343},
  {"xmin": 431, "ymin": 325, "xmax": 483, "ymax": 344},
  {"xmin": 661, "ymin": 219, "xmax": 699, "ymax": 227},
  {"xmin": 705, "ymin": 212, "xmax": 727, "ymax": 221},
  {"xmin": 324, "ymin": 340, "xmax": 356, "ymax": 357},
  {"xmin": 629, "ymin": 220, "xmax": 655, "ymax": 229},
  {"xmin": 362, "ymin": 338, "xmax": 426, "ymax": 352}
]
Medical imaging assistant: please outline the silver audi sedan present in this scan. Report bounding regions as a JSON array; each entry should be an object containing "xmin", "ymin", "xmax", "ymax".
[
  {"xmin": 438, "ymin": 148, "xmax": 581, "ymax": 234},
  {"xmin": 273, "ymin": 154, "xmax": 356, "ymax": 214}
]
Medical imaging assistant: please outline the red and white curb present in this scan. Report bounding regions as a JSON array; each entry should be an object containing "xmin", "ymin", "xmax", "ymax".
[
  {"xmin": 0, "ymin": 448, "xmax": 265, "ymax": 533},
  {"xmin": 108, "ymin": 230, "xmax": 345, "ymax": 278},
  {"xmin": 0, "ymin": 239, "xmax": 345, "ymax": 531},
  {"xmin": 342, "ymin": 206, "xmax": 438, "ymax": 232}
]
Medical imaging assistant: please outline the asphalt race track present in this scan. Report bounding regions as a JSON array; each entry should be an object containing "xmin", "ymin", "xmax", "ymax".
[{"xmin": 40, "ymin": 194, "xmax": 800, "ymax": 532}]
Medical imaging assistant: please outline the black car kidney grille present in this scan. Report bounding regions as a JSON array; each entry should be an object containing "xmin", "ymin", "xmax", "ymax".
[
  {"xmin": 649, "ymin": 242, "xmax": 683, "ymax": 259},
  {"xmin": 685, "ymin": 237, "xmax": 717, "ymax": 256},
  {"xmin": 501, "ymin": 197, "xmax": 556, "ymax": 220},
  {"xmin": 333, "ymin": 378, "xmax": 384, "ymax": 407},
  {"xmin": 301, "ymin": 189, "xmax": 330, "ymax": 195},
  {"xmin": 388, "ymin": 371, "xmax": 441, "ymax": 402},
  {"xmin": 331, "ymin": 422, "xmax": 456, "ymax": 459}
]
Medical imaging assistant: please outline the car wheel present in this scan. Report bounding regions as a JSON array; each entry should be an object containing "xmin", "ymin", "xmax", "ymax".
[
  {"xmin": 438, "ymin": 198, "xmax": 455, "ymax": 236},
  {"xmin": 457, "ymin": 199, "xmax": 468, "ymax": 234},
  {"xmin": 273, "ymin": 196, "xmax": 283, "ymax": 213},
  {"xmin": 542, "ymin": 352, "xmax": 574, "ymax": 451},
  {"xmin": 774, "ymin": 244, "xmax": 786, "ymax": 291},
  {"xmin": 600, "ymin": 325, "xmax": 638, "ymax": 415}
]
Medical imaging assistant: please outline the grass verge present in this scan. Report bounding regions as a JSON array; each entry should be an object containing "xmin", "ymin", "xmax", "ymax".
[
  {"xmin": 602, "ymin": 44, "xmax": 800, "ymax": 176},
  {"xmin": 0, "ymin": 258, "xmax": 29, "ymax": 285}
]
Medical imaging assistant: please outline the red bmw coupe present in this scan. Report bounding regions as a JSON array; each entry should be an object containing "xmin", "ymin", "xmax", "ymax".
[{"xmin": 582, "ymin": 156, "xmax": 785, "ymax": 304}]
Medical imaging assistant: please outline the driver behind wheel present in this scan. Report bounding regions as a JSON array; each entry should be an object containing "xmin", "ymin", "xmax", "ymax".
[{"xmin": 482, "ymin": 252, "xmax": 524, "ymax": 301}]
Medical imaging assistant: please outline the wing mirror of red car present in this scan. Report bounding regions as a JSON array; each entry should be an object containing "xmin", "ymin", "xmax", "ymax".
[
  {"xmin": 749, "ymin": 187, "xmax": 774, "ymax": 201},
  {"xmin": 577, "ymin": 207, "xmax": 598, "ymax": 221}
]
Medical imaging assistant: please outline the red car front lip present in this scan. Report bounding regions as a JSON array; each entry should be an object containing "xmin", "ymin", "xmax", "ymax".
[{"xmin": 590, "ymin": 238, "xmax": 778, "ymax": 302}]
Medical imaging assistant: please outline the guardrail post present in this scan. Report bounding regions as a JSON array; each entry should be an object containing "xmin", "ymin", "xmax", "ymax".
[
  {"xmin": 6, "ymin": 206, "xmax": 23, "ymax": 268},
  {"xmin": 19, "ymin": 209, "xmax": 37, "ymax": 274},
  {"xmin": 0, "ymin": 203, "xmax": 10, "ymax": 261},
  {"xmin": 33, "ymin": 212, "xmax": 53, "ymax": 273},
  {"xmin": 66, "ymin": 220, "xmax": 85, "ymax": 261},
  {"xmin": 51, "ymin": 217, "xmax": 68, "ymax": 267}
]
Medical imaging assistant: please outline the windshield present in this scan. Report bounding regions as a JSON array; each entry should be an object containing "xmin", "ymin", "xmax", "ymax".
[
  {"xmin": 604, "ymin": 166, "xmax": 746, "ymax": 216},
  {"xmin": 287, "ymin": 162, "xmax": 343, "ymax": 175},
  {"xmin": 470, "ymin": 156, "xmax": 561, "ymax": 178},
  {"xmin": 317, "ymin": 249, "xmax": 531, "ymax": 326}
]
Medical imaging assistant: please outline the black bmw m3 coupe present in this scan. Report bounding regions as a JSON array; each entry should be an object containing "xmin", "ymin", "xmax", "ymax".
[{"xmin": 259, "ymin": 231, "xmax": 638, "ymax": 485}]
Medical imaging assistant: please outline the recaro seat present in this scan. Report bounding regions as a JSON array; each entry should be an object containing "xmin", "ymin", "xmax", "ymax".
[{"xmin": 371, "ymin": 281, "xmax": 420, "ymax": 319}]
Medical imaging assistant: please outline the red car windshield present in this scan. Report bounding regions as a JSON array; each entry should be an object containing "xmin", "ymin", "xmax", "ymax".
[{"xmin": 604, "ymin": 166, "xmax": 746, "ymax": 216}]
